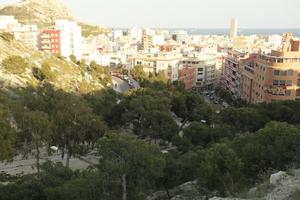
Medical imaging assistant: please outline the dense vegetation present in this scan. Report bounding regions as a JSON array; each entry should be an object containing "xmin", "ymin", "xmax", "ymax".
[{"xmin": 0, "ymin": 68, "xmax": 300, "ymax": 199}]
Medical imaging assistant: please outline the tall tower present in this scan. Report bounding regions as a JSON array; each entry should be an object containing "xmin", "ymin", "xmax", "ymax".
[{"xmin": 230, "ymin": 18, "xmax": 238, "ymax": 39}]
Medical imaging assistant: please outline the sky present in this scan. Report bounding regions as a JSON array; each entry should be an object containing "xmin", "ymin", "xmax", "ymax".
[{"xmin": 0, "ymin": 0, "xmax": 300, "ymax": 28}]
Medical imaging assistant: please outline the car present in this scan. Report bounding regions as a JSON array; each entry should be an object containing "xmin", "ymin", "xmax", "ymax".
[
  {"xmin": 210, "ymin": 96, "xmax": 214, "ymax": 100},
  {"xmin": 214, "ymin": 100, "xmax": 219, "ymax": 104}
]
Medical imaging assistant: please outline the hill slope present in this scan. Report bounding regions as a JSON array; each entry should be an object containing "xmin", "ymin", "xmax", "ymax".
[
  {"xmin": 0, "ymin": 0, "xmax": 74, "ymax": 27},
  {"xmin": 0, "ymin": 0, "xmax": 109, "ymax": 36},
  {"xmin": 0, "ymin": 33, "xmax": 109, "ymax": 93}
]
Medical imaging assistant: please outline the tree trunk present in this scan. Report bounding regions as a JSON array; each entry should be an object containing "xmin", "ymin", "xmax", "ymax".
[
  {"xmin": 122, "ymin": 174, "xmax": 127, "ymax": 200},
  {"xmin": 35, "ymin": 144, "xmax": 40, "ymax": 174},
  {"xmin": 164, "ymin": 185, "xmax": 171, "ymax": 200},
  {"xmin": 65, "ymin": 150, "xmax": 71, "ymax": 168}
]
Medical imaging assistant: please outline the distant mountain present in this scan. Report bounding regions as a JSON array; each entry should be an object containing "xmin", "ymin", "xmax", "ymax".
[
  {"xmin": 0, "ymin": 0, "xmax": 109, "ymax": 37},
  {"xmin": 0, "ymin": 0, "xmax": 74, "ymax": 27}
]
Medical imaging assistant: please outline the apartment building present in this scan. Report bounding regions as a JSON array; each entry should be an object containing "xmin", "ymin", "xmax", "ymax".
[
  {"xmin": 222, "ymin": 50, "xmax": 250, "ymax": 98},
  {"xmin": 38, "ymin": 29, "xmax": 61, "ymax": 55},
  {"xmin": 230, "ymin": 18, "xmax": 238, "ymax": 39},
  {"xmin": 180, "ymin": 58, "xmax": 203, "ymax": 88},
  {"xmin": 55, "ymin": 20, "xmax": 83, "ymax": 59},
  {"xmin": 178, "ymin": 64, "xmax": 196, "ymax": 90},
  {"xmin": 0, "ymin": 15, "xmax": 18, "ymax": 30},
  {"xmin": 241, "ymin": 33, "xmax": 300, "ymax": 103},
  {"xmin": 11, "ymin": 24, "xmax": 38, "ymax": 50},
  {"xmin": 132, "ymin": 53, "xmax": 182, "ymax": 81}
]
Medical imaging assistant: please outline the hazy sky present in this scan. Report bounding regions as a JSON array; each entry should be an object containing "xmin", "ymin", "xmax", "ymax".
[{"xmin": 1, "ymin": 0, "xmax": 300, "ymax": 28}]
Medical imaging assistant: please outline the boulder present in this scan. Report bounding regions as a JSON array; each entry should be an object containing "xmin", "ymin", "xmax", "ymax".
[{"xmin": 269, "ymin": 171, "xmax": 289, "ymax": 185}]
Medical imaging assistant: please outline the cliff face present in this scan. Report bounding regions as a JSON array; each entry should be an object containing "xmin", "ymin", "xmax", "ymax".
[{"xmin": 0, "ymin": 0, "xmax": 73, "ymax": 27}]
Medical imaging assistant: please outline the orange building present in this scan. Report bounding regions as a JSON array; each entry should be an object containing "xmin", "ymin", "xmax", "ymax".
[{"xmin": 241, "ymin": 33, "xmax": 300, "ymax": 103}]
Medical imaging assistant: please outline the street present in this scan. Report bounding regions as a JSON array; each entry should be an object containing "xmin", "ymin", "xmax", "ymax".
[{"xmin": 0, "ymin": 153, "xmax": 98, "ymax": 175}]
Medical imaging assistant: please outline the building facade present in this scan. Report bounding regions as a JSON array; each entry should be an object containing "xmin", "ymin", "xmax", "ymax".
[
  {"xmin": 178, "ymin": 64, "xmax": 196, "ymax": 90},
  {"xmin": 230, "ymin": 18, "xmax": 238, "ymax": 39},
  {"xmin": 38, "ymin": 29, "xmax": 61, "ymax": 55},
  {"xmin": 222, "ymin": 50, "xmax": 250, "ymax": 98},
  {"xmin": 55, "ymin": 20, "xmax": 83, "ymax": 59},
  {"xmin": 241, "ymin": 33, "xmax": 300, "ymax": 103}
]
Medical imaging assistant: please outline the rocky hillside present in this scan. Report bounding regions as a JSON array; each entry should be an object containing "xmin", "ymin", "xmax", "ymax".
[
  {"xmin": 0, "ymin": 33, "xmax": 109, "ymax": 93},
  {"xmin": 148, "ymin": 170, "xmax": 300, "ymax": 200},
  {"xmin": 0, "ymin": 0, "xmax": 73, "ymax": 27},
  {"xmin": 0, "ymin": 0, "xmax": 109, "ymax": 36}
]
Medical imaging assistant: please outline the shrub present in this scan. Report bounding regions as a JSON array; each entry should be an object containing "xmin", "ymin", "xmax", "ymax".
[
  {"xmin": 0, "ymin": 32, "xmax": 14, "ymax": 42},
  {"xmin": 41, "ymin": 62, "xmax": 55, "ymax": 81},
  {"xmin": 32, "ymin": 67, "xmax": 45, "ymax": 81},
  {"xmin": 2, "ymin": 56, "xmax": 28, "ymax": 74}
]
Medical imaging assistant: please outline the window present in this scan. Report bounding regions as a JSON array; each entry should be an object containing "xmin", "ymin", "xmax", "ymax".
[
  {"xmin": 274, "ymin": 70, "xmax": 280, "ymax": 76},
  {"xmin": 273, "ymin": 80, "xmax": 279, "ymax": 86},
  {"xmin": 287, "ymin": 70, "xmax": 294, "ymax": 76},
  {"xmin": 279, "ymin": 80, "xmax": 286, "ymax": 86},
  {"xmin": 297, "ymin": 89, "xmax": 300, "ymax": 96},
  {"xmin": 286, "ymin": 80, "xmax": 292, "ymax": 86},
  {"xmin": 285, "ymin": 90, "xmax": 291, "ymax": 96},
  {"xmin": 298, "ymin": 79, "xmax": 300, "ymax": 86},
  {"xmin": 198, "ymin": 68, "xmax": 203, "ymax": 72},
  {"xmin": 274, "ymin": 70, "xmax": 292, "ymax": 76}
]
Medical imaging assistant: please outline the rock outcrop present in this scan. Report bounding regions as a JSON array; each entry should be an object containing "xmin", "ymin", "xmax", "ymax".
[
  {"xmin": 0, "ymin": 0, "xmax": 73, "ymax": 27},
  {"xmin": 147, "ymin": 181, "xmax": 206, "ymax": 200},
  {"xmin": 266, "ymin": 170, "xmax": 300, "ymax": 200},
  {"xmin": 148, "ymin": 169, "xmax": 300, "ymax": 200}
]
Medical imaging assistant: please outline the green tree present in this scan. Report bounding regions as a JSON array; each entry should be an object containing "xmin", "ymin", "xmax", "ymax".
[
  {"xmin": 233, "ymin": 121, "xmax": 300, "ymax": 179},
  {"xmin": 130, "ymin": 65, "xmax": 147, "ymax": 81},
  {"xmin": 142, "ymin": 111, "xmax": 178, "ymax": 142},
  {"xmin": 18, "ymin": 111, "xmax": 53, "ymax": 173},
  {"xmin": 69, "ymin": 55, "xmax": 77, "ymax": 63},
  {"xmin": 183, "ymin": 122, "xmax": 212, "ymax": 147},
  {"xmin": 90, "ymin": 61, "xmax": 112, "ymax": 86},
  {"xmin": 220, "ymin": 107, "xmax": 268, "ymax": 133},
  {"xmin": 51, "ymin": 91, "xmax": 107, "ymax": 167},
  {"xmin": 198, "ymin": 143, "xmax": 244, "ymax": 196},
  {"xmin": 172, "ymin": 92, "xmax": 213, "ymax": 125},
  {"xmin": 97, "ymin": 134, "xmax": 166, "ymax": 200},
  {"xmin": 0, "ymin": 104, "xmax": 16, "ymax": 161}
]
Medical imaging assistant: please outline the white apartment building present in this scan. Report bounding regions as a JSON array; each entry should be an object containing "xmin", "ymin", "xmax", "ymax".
[
  {"xmin": 0, "ymin": 16, "xmax": 18, "ymax": 30},
  {"xmin": 55, "ymin": 20, "xmax": 83, "ymax": 59},
  {"xmin": 152, "ymin": 35, "xmax": 165, "ymax": 46},
  {"xmin": 230, "ymin": 18, "xmax": 238, "ymax": 39},
  {"xmin": 113, "ymin": 30, "xmax": 123, "ymax": 40},
  {"xmin": 11, "ymin": 24, "xmax": 38, "ymax": 50},
  {"xmin": 129, "ymin": 27, "xmax": 143, "ymax": 42}
]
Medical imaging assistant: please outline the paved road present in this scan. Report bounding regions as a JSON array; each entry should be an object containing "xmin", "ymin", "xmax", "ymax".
[
  {"xmin": 112, "ymin": 76, "xmax": 140, "ymax": 94},
  {"xmin": 0, "ymin": 153, "xmax": 99, "ymax": 175},
  {"xmin": 112, "ymin": 76, "xmax": 130, "ymax": 93}
]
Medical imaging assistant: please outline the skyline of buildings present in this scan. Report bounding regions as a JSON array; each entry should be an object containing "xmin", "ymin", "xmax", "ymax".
[{"xmin": 0, "ymin": 13, "xmax": 299, "ymax": 104}]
